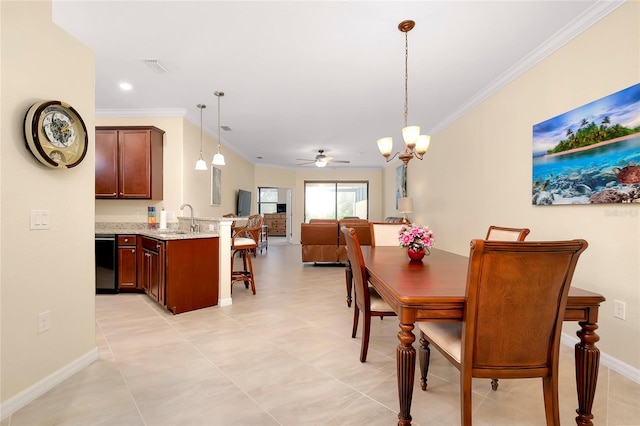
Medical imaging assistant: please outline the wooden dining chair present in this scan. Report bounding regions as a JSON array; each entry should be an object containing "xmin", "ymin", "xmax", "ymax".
[
  {"xmin": 342, "ymin": 226, "xmax": 397, "ymax": 362},
  {"xmin": 485, "ymin": 225, "xmax": 530, "ymax": 242},
  {"xmin": 417, "ymin": 239, "xmax": 587, "ymax": 425},
  {"xmin": 231, "ymin": 214, "xmax": 264, "ymax": 295},
  {"xmin": 344, "ymin": 221, "xmax": 404, "ymax": 307}
]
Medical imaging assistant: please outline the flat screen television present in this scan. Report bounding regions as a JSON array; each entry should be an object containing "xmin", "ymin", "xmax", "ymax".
[{"xmin": 236, "ymin": 189, "xmax": 252, "ymax": 217}]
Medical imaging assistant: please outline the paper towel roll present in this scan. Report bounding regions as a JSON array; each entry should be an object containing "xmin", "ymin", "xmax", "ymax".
[{"xmin": 159, "ymin": 210, "xmax": 167, "ymax": 229}]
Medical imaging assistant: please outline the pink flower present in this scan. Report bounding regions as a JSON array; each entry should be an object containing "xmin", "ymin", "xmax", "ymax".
[{"xmin": 398, "ymin": 224, "xmax": 435, "ymax": 251}]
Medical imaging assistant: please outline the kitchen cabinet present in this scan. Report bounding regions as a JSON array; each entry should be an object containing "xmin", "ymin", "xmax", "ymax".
[
  {"xmin": 117, "ymin": 235, "xmax": 137, "ymax": 289},
  {"xmin": 140, "ymin": 236, "xmax": 165, "ymax": 305},
  {"xmin": 264, "ymin": 213, "xmax": 286, "ymax": 236},
  {"xmin": 95, "ymin": 126, "xmax": 164, "ymax": 199},
  {"xmin": 138, "ymin": 235, "xmax": 219, "ymax": 314}
]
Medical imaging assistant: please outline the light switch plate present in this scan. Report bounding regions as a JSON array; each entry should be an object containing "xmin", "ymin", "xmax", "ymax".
[{"xmin": 30, "ymin": 209, "xmax": 50, "ymax": 230}]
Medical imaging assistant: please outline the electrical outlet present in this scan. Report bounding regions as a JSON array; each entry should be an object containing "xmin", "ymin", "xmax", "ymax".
[
  {"xmin": 37, "ymin": 311, "xmax": 50, "ymax": 333},
  {"xmin": 613, "ymin": 300, "xmax": 626, "ymax": 320}
]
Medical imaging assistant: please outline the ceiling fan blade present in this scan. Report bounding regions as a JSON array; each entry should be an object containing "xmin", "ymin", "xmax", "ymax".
[
  {"xmin": 331, "ymin": 160, "xmax": 351, "ymax": 163},
  {"xmin": 296, "ymin": 158, "xmax": 315, "ymax": 162},
  {"xmin": 296, "ymin": 161, "xmax": 315, "ymax": 166}
]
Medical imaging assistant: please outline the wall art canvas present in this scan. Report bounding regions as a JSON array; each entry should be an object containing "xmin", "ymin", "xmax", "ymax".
[
  {"xmin": 211, "ymin": 166, "xmax": 221, "ymax": 206},
  {"xmin": 396, "ymin": 164, "xmax": 407, "ymax": 209},
  {"xmin": 532, "ymin": 83, "xmax": 640, "ymax": 205}
]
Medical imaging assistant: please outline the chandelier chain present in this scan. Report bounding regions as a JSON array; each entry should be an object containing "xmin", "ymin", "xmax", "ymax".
[{"xmin": 404, "ymin": 30, "xmax": 409, "ymax": 128}]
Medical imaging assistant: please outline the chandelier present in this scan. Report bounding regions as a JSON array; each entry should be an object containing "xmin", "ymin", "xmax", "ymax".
[
  {"xmin": 195, "ymin": 104, "xmax": 207, "ymax": 170},
  {"xmin": 212, "ymin": 91, "xmax": 226, "ymax": 166},
  {"xmin": 377, "ymin": 20, "xmax": 430, "ymax": 167}
]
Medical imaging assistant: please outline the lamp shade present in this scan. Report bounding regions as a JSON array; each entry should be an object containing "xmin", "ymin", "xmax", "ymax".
[
  {"xmin": 402, "ymin": 126, "xmax": 420, "ymax": 146},
  {"xmin": 376, "ymin": 137, "xmax": 393, "ymax": 156},
  {"xmin": 212, "ymin": 152, "xmax": 225, "ymax": 166},
  {"xmin": 398, "ymin": 197, "xmax": 413, "ymax": 213},
  {"xmin": 195, "ymin": 158, "xmax": 207, "ymax": 170},
  {"xmin": 415, "ymin": 135, "xmax": 431, "ymax": 155}
]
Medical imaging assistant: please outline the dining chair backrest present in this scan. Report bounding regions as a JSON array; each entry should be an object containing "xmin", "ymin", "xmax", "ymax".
[
  {"xmin": 485, "ymin": 225, "xmax": 530, "ymax": 242},
  {"xmin": 370, "ymin": 222, "xmax": 404, "ymax": 247},
  {"xmin": 463, "ymin": 239, "xmax": 587, "ymax": 377},
  {"xmin": 342, "ymin": 226, "xmax": 371, "ymax": 312}
]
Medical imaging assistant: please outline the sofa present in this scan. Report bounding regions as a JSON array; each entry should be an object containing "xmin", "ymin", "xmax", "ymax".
[{"xmin": 300, "ymin": 218, "xmax": 375, "ymax": 263}]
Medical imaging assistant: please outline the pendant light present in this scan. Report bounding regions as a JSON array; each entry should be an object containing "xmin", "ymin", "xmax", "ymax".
[
  {"xmin": 212, "ymin": 91, "xmax": 226, "ymax": 166},
  {"xmin": 195, "ymin": 104, "xmax": 207, "ymax": 170},
  {"xmin": 376, "ymin": 20, "xmax": 431, "ymax": 168}
]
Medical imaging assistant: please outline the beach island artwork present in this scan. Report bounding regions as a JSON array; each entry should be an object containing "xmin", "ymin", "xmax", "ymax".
[{"xmin": 532, "ymin": 83, "xmax": 640, "ymax": 205}]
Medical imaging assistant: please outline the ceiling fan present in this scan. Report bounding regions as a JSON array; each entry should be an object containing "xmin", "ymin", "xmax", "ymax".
[{"xmin": 296, "ymin": 150, "xmax": 351, "ymax": 168}]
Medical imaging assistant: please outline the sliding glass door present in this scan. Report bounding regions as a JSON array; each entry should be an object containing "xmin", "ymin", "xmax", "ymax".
[{"xmin": 304, "ymin": 181, "xmax": 368, "ymax": 222}]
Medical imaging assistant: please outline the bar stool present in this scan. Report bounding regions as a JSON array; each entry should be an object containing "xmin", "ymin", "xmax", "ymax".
[{"xmin": 230, "ymin": 214, "xmax": 263, "ymax": 295}]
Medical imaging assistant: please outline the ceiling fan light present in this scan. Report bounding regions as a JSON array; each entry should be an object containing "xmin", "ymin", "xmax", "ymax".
[
  {"xmin": 377, "ymin": 137, "xmax": 393, "ymax": 156},
  {"xmin": 315, "ymin": 159, "xmax": 328, "ymax": 168},
  {"xmin": 212, "ymin": 152, "xmax": 225, "ymax": 166},
  {"xmin": 402, "ymin": 126, "xmax": 420, "ymax": 147},
  {"xmin": 415, "ymin": 134, "xmax": 431, "ymax": 155}
]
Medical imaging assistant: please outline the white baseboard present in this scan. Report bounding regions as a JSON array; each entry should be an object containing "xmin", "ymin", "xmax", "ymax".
[
  {"xmin": 561, "ymin": 332, "xmax": 640, "ymax": 384},
  {"xmin": 218, "ymin": 297, "xmax": 232, "ymax": 307},
  {"xmin": 0, "ymin": 347, "xmax": 99, "ymax": 421}
]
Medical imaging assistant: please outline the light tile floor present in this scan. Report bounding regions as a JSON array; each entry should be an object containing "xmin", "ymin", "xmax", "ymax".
[{"xmin": 5, "ymin": 240, "xmax": 639, "ymax": 425}]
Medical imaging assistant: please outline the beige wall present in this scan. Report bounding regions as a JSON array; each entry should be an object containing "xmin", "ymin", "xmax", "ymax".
[
  {"xmin": 387, "ymin": 3, "xmax": 640, "ymax": 370},
  {"xmin": 1, "ymin": 0, "xmax": 96, "ymax": 404}
]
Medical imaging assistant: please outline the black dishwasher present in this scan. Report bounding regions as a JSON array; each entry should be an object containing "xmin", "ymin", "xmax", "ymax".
[{"xmin": 95, "ymin": 234, "xmax": 118, "ymax": 294}]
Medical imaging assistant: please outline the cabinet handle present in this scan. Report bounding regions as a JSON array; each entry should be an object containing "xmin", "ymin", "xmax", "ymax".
[
  {"xmin": 124, "ymin": 238, "xmax": 129, "ymax": 242},
  {"xmin": 131, "ymin": 249, "xmax": 135, "ymax": 253}
]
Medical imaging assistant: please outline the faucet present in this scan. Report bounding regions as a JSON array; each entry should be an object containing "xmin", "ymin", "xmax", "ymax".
[{"xmin": 180, "ymin": 203, "xmax": 199, "ymax": 233}]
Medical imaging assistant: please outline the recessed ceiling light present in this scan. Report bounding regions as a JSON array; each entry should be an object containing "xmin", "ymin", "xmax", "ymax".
[{"xmin": 119, "ymin": 82, "xmax": 133, "ymax": 91}]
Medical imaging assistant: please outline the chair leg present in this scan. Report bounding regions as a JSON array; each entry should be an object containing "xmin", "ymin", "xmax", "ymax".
[
  {"xmin": 345, "ymin": 261, "xmax": 353, "ymax": 307},
  {"xmin": 360, "ymin": 312, "xmax": 371, "ymax": 363},
  {"xmin": 491, "ymin": 378, "xmax": 499, "ymax": 391},
  {"xmin": 542, "ymin": 375, "xmax": 560, "ymax": 425},
  {"xmin": 242, "ymin": 251, "xmax": 249, "ymax": 288},
  {"xmin": 419, "ymin": 333, "xmax": 431, "ymax": 391},
  {"xmin": 245, "ymin": 250, "xmax": 256, "ymax": 295},
  {"xmin": 352, "ymin": 305, "xmax": 359, "ymax": 338}
]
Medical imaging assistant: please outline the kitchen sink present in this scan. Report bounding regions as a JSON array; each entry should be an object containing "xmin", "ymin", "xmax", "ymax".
[{"xmin": 156, "ymin": 229, "xmax": 190, "ymax": 235}]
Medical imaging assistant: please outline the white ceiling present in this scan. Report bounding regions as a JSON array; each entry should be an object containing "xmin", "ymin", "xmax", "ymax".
[{"xmin": 52, "ymin": 1, "xmax": 622, "ymax": 169}]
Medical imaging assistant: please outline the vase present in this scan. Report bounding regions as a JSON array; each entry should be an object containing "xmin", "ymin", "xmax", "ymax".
[{"xmin": 408, "ymin": 248, "xmax": 428, "ymax": 262}]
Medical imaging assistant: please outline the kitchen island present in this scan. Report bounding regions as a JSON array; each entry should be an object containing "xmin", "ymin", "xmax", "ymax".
[{"xmin": 96, "ymin": 217, "xmax": 235, "ymax": 313}]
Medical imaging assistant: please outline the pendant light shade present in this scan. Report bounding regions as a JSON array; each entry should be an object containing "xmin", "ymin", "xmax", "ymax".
[
  {"xmin": 212, "ymin": 91, "xmax": 226, "ymax": 166},
  {"xmin": 195, "ymin": 104, "xmax": 207, "ymax": 170}
]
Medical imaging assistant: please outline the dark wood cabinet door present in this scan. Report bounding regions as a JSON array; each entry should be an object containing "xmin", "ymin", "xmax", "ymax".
[
  {"xmin": 149, "ymin": 245, "xmax": 165, "ymax": 305},
  {"xmin": 141, "ymin": 237, "xmax": 165, "ymax": 304},
  {"xmin": 119, "ymin": 129, "xmax": 152, "ymax": 198},
  {"xmin": 118, "ymin": 246, "xmax": 137, "ymax": 289},
  {"xmin": 95, "ymin": 129, "xmax": 119, "ymax": 198}
]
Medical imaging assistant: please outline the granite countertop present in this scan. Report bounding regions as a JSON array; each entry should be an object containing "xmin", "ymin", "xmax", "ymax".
[{"xmin": 95, "ymin": 222, "xmax": 219, "ymax": 241}]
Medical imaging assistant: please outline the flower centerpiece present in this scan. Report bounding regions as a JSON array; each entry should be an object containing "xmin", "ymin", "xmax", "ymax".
[{"xmin": 398, "ymin": 223, "xmax": 435, "ymax": 261}]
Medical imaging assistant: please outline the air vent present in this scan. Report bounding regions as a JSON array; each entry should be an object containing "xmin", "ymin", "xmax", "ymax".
[
  {"xmin": 140, "ymin": 58, "xmax": 168, "ymax": 74},
  {"xmin": 221, "ymin": 126, "xmax": 232, "ymax": 131}
]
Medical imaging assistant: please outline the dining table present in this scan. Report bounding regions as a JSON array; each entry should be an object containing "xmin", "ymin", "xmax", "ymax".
[{"xmin": 361, "ymin": 245, "xmax": 606, "ymax": 426}]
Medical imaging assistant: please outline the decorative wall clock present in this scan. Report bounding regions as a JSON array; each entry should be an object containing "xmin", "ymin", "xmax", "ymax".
[{"xmin": 24, "ymin": 100, "xmax": 88, "ymax": 168}]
